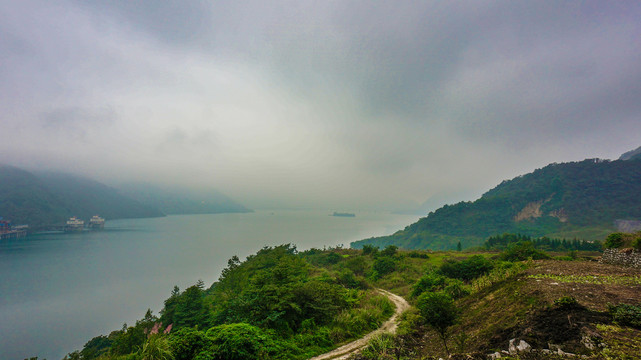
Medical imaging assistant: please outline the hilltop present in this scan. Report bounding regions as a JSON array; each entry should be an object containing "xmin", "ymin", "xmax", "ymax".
[{"xmin": 353, "ymin": 156, "xmax": 641, "ymax": 250}]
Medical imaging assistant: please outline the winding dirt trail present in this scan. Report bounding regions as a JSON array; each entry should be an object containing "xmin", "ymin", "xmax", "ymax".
[{"xmin": 309, "ymin": 289, "xmax": 409, "ymax": 360}]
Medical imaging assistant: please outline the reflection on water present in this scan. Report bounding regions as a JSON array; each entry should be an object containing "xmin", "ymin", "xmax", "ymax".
[{"xmin": 0, "ymin": 210, "xmax": 416, "ymax": 360}]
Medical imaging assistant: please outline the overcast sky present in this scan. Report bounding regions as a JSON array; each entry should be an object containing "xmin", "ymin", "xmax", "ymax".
[{"xmin": 1, "ymin": 1, "xmax": 640, "ymax": 210}]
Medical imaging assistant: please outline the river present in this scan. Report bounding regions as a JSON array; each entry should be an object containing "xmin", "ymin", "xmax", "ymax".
[{"xmin": 0, "ymin": 210, "xmax": 417, "ymax": 360}]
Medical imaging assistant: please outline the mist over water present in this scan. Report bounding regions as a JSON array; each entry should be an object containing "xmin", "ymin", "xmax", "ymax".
[{"xmin": 0, "ymin": 210, "xmax": 417, "ymax": 360}]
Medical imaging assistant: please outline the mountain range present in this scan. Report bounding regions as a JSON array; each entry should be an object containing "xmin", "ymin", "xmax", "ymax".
[
  {"xmin": 352, "ymin": 149, "xmax": 641, "ymax": 250},
  {"xmin": 0, "ymin": 165, "xmax": 249, "ymax": 230}
]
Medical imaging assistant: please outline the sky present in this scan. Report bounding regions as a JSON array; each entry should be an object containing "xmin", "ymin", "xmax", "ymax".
[{"xmin": 1, "ymin": 0, "xmax": 641, "ymax": 211}]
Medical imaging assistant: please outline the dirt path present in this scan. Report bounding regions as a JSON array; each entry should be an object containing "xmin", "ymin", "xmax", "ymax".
[{"xmin": 309, "ymin": 289, "xmax": 410, "ymax": 360}]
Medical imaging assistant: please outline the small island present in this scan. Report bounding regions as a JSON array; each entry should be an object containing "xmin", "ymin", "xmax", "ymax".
[{"xmin": 332, "ymin": 212, "xmax": 355, "ymax": 217}]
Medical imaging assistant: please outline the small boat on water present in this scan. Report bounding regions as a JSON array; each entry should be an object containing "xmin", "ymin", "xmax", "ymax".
[
  {"xmin": 89, "ymin": 215, "xmax": 105, "ymax": 230},
  {"xmin": 64, "ymin": 217, "xmax": 84, "ymax": 232},
  {"xmin": 332, "ymin": 212, "xmax": 356, "ymax": 217}
]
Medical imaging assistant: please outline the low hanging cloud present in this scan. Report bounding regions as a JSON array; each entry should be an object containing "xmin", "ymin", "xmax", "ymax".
[{"xmin": 1, "ymin": 0, "xmax": 640, "ymax": 210}]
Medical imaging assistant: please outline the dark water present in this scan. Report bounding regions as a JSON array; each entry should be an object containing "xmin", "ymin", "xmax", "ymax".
[{"xmin": 0, "ymin": 210, "xmax": 417, "ymax": 360}]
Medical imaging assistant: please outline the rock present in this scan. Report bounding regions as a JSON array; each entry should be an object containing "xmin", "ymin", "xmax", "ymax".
[
  {"xmin": 516, "ymin": 340, "xmax": 531, "ymax": 352},
  {"xmin": 508, "ymin": 339, "xmax": 531, "ymax": 354},
  {"xmin": 487, "ymin": 352, "xmax": 502, "ymax": 359}
]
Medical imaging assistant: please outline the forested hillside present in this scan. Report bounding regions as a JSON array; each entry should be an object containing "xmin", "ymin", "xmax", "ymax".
[
  {"xmin": 0, "ymin": 166, "xmax": 163, "ymax": 230},
  {"xmin": 353, "ymin": 158, "xmax": 641, "ymax": 250}
]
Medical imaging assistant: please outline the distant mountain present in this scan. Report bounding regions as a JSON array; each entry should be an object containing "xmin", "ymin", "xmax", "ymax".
[
  {"xmin": 36, "ymin": 172, "xmax": 164, "ymax": 221},
  {"xmin": 619, "ymin": 145, "xmax": 641, "ymax": 161},
  {"xmin": 118, "ymin": 183, "xmax": 251, "ymax": 215},
  {"xmin": 352, "ymin": 157, "xmax": 641, "ymax": 250},
  {"xmin": 0, "ymin": 166, "xmax": 163, "ymax": 230}
]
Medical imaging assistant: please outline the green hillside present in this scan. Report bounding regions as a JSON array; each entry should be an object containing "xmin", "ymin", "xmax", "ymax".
[
  {"xmin": 0, "ymin": 166, "xmax": 163, "ymax": 230},
  {"xmin": 118, "ymin": 183, "xmax": 251, "ymax": 215},
  {"xmin": 0, "ymin": 166, "xmax": 71, "ymax": 228},
  {"xmin": 352, "ymin": 158, "xmax": 641, "ymax": 250}
]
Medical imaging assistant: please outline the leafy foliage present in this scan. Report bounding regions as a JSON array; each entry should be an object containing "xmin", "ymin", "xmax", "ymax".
[
  {"xmin": 498, "ymin": 241, "xmax": 550, "ymax": 261},
  {"xmin": 608, "ymin": 304, "xmax": 641, "ymax": 329},
  {"xmin": 68, "ymin": 245, "xmax": 397, "ymax": 360},
  {"xmin": 416, "ymin": 292, "xmax": 458, "ymax": 354},
  {"xmin": 438, "ymin": 255, "xmax": 494, "ymax": 281}
]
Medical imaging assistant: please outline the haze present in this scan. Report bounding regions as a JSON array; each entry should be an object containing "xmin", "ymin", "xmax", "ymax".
[{"xmin": 2, "ymin": 1, "xmax": 640, "ymax": 210}]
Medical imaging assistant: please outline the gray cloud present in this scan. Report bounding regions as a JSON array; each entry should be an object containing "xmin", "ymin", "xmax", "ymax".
[{"xmin": 1, "ymin": 0, "xmax": 640, "ymax": 210}]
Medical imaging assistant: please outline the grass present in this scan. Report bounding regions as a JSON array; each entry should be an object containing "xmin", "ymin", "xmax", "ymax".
[
  {"xmin": 528, "ymin": 273, "xmax": 641, "ymax": 286},
  {"xmin": 596, "ymin": 324, "xmax": 641, "ymax": 360}
]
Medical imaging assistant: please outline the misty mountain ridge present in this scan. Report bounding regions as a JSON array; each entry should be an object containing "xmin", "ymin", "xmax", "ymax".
[
  {"xmin": 352, "ymin": 148, "xmax": 641, "ymax": 250},
  {"xmin": 117, "ymin": 182, "xmax": 251, "ymax": 215},
  {"xmin": 619, "ymin": 145, "xmax": 641, "ymax": 161},
  {"xmin": 0, "ymin": 165, "xmax": 250, "ymax": 230}
]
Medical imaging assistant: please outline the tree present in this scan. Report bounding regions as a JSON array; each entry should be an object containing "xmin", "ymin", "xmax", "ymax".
[
  {"xmin": 417, "ymin": 292, "xmax": 458, "ymax": 355},
  {"xmin": 456, "ymin": 241, "xmax": 462, "ymax": 252}
]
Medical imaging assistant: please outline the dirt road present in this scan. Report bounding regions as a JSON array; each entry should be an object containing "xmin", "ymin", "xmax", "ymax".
[{"xmin": 309, "ymin": 289, "xmax": 410, "ymax": 360}]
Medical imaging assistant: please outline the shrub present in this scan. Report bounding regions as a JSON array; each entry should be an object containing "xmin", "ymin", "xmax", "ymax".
[
  {"xmin": 498, "ymin": 241, "xmax": 549, "ymax": 262},
  {"xmin": 632, "ymin": 238, "xmax": 641, "ymax": 251},
  {"xmin": 443, "ymin": 279, "xmax": 469, "ymax": 300},
  {"xmin": 169, "ymin": 328, "xmax": 209, "ymax": 360},
  {"xmin": 411, "ymin": 271, "xmax": 447, "ymax": 297},
  {"xmin": 608, "ymin": 303, "xmax": 641, "ymax": 329},
  {"xmin": 200, "ymin": 323, "xmax": 276, "ymax": 360},
  {"xmin": 439, "ymin": 255, "xmax": 494, "ymax": 281},
  {"xmin": 362, "ymin": 245, "xmax": 379, "ymax": 256},
  {"xmin": 416, "ymin": 291, "xmax": 458, "ymax": 355},
  {"xmin": 380, "ymin": 245, "xmax": 398, "ymax": 257},
  {"xmin": 372, "ymin": 257, "xmax": 396, "ymax": 277},
  {"xmin": 604, "ymin": 233, "xmax": 625, "ymax": 249},
  {"xmin": 553, "ymin": 296, "xmax": 580, "ymax": 309},
  {"xmin": 407, "ymin": 250, "xmax": 429, "ymax": 259},
  {"xmin": 359, "ymin": 333, "xmax": 396, "ymax": 360}
]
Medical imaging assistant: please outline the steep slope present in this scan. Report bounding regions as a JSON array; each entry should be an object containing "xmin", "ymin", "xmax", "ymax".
[
  {"xmin": 118, "ymin": 183, "xmax": 251, "ymax": 215},
  {"xmin": 352, "ymin": 158, "xmax": 641, "ymax": 250}
]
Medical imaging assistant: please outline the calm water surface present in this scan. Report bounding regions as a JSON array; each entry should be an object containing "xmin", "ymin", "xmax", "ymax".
[{"xmin": 0, "ymin": 210, "xmax": 417, "ymax": 360}]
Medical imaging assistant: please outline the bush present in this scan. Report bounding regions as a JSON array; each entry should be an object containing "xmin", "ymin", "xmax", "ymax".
[
  {"xmin": 407, "ymin": 251, "xmax": 429, "ymax": 259},
  {"xmin": 169, "ymin": 328, "xmax": 209, "ymax": 360},
  {"xmin": 632, "ymin": 238, "xmax": 641, "ymax": 251},
  {"xmin": 608, "ymin": 304, "xmax": 641, "ymax": 329},
  {"xmin": 443, "ymin": 279, "xmax": 469, "ymax": 300},
  {"xmin": 439, "ymin": 255, "xmax": 494, "ymax": 281},
  {"xmin": 411, "ymin": 271, "xmax": 447, "ymax": 297},
  {"xmin": 604, "ymin": 233, "xmax": 625, "ymax": 249},
  {"xmin": 372, "ymin": 257, "xmax": 396, "ymax": 277},
  {"xmin": 416, "ymin": 291, "xmax": 458, "ymax": 354},
  {"xmin": 200, "ymin": 323, "xmax": 277, "ymax": 360},
  {"xmin": 553, "ymin": 296, "xmax": 580, "ymax": 309},
  {"xmin": 498, "ymin": 241, "xmax": 550, "ymax": 262},
  {"xmin": 362, "ymin": 245, "xmax": 379, "ymax": 256},
  {"xmin": 380, "ymin": 245, "xmax": 398, "ymax": 257}
]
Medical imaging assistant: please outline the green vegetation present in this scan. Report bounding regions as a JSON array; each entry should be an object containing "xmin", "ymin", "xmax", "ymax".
[
  {"xmin": 603, "ymin": 232, "xmax": 641, "ymax": 249},
  {"xmin": 352, "ymin": 158, "xmax": 641, "ymax": 250},
  {"xmin": 65, "ymin": 230, "xmax": 641, "ymax": 360},
  {"xmin": 65, "ymin": 244, "xmax": 401, "ymax": 360},
  {"xmin": 416, "ymin": 292, "xmax": 457, "ymax": 355},
  {"xmin": 608, "ymin": 304, "xmax": 641, "ymax": 329}
]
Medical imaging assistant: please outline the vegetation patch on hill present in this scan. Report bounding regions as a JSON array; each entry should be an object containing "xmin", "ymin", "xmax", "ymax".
[{"xmin": 352, "ymin": 158, "xmax": 641, "ymax": 250}]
